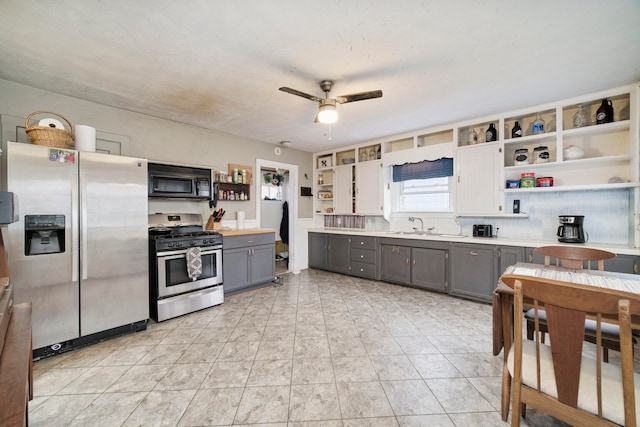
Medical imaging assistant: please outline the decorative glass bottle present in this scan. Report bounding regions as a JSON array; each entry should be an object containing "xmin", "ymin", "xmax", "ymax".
[
  {"xmin": 596, "ymin": 99, "xmax": 614, "ymax": 124},
  {"xmin": 531, "ymin": 113, "xmax": 545, "ymax": 134},
  {"xmin": 511, "ymin": 121, "xmax": 522, "ymax": 138},
  {"xmin": 467, "ymin": 128, "xmax": 478, "ymax": 145},
  {"xmin": 477, "ymin": 127, "xmax": 486, "ymax": 144},
  {"xmin": 572, "ymin": 104, "xmax": 588, "ymax": 128},
  {"xmin": 486, "ymin": 123, "xmax": 497, "ymax": 142}
]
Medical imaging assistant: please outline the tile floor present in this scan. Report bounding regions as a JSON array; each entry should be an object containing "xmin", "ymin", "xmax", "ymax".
[{"xmin": 30, "ymin": 269, "xmax": 575, "ymax": 426}]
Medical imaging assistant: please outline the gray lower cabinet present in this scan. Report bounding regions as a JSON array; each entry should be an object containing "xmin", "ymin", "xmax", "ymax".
[
  {"xmin": 308, "ymin": 232, "xmax": 353, "ymax": 275},
  {"xmin": 223, "ymin": 232, "xmax": 275, "ymax": 295},
  {"xmin": 498, "ymin": 246, "xmax": 525, "ymax": 275},
  {"xmin": 411, "ymin": 247, "xmax": 448, "ymax": 292},
  {"xmin": 308, "ymin": 232, "xmax": 328, "ymax": 270},
  {"xmin": 525, "ymin": 247, "xmax": 639, "ymax": 274},
  {"xmin": 327, "ymin": 234, "xmax": 351, "ymax": 274},
  {"xmin": 604, "ymin": 254, "xmax": 640, "ymax": 274},
  {"xmin": 450, "ymin": 243, "xmax": 498, "ymax": 302},
  {"xmin": 380, "ymin": 244, "xmax": 411, "ymax": 285}
]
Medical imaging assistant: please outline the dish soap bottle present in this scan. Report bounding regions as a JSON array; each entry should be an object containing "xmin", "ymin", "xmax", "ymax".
[
  {"xmin": 572, "ymin": 104, "xmax": 588, "ymax": 128},
  {"xmin": 531, "ymin": 113, "xmax": 545, "ymax": 134},
  {"xmin": 486, "ymin": 123, "xmax": 497, "ymax": 142},
  {"xmin": 511, "ymin": 121, "xmax": 522, "ymax": 138}
]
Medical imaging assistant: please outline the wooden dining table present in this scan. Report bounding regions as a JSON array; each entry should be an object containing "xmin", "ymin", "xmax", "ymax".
[
  {"xmin": 493, "ymin": 262, "xmax": 640, "ymax": 421},
  {"xmin": 492, "ymin": 262, "xmax": 640, "ymax": 358}
]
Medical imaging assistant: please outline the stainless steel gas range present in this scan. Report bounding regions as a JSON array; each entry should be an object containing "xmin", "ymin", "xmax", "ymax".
[{"xmin": 148, "ymin": 213, "xmax": 223, "ymax": 321}]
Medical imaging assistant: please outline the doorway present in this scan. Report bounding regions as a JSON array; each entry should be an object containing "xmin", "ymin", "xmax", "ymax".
[{"xmin": 255, "ymin": 159, "xmax": 298, "ymax": 276}]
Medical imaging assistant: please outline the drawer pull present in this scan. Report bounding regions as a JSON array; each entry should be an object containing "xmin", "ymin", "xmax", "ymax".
[
  {"xmin": 360, "ymin": 255, "xmax": 364, "ymax": 259},
  {"xmin": 360, "ymin": 268, "xmax": 364, "ymax": 272},
  {"xmin": 247, "ymin": 240, "xmax": 255, "ymax": 243},
  {"xmin": 470, "ymin": 251, "xmax": 478, "ymax": 256},
  {"xmin": 360, "ymin": 241, "xmax": 364, "ymax": 245}
]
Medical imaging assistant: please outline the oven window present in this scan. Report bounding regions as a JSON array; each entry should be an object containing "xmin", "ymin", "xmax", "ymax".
[{"xmin": 165, "ymin": 252, "xmax": 218, "ymax": 287}]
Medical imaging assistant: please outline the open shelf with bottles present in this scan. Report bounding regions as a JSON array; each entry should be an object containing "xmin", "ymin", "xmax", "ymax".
[
  {"xmin": 504, "ymin": 108, "xmax": 557, "ymax": 140},
  {"xmin": 358, "ymin": 144, "xmax": 381, "ymax": 162},
  {"xmin": 458, "ymin": 120, "xmax": 500, "ymax": 147},
  {"xmin": 215, "ymin": 182, "xmax": 250, "ymax": 201},
  {"xmin": 561, "ymin": 93, "xmax": 630, "ymax": 131}
]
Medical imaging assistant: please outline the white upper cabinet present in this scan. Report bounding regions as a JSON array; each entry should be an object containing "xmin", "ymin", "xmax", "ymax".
[
  {"xmin": 455, "ymin": 143, "xmax": 502, "ymax": 215},
  {"xmin": 355, "ymin": 160, "xmax": 383, "ymax": 214}
]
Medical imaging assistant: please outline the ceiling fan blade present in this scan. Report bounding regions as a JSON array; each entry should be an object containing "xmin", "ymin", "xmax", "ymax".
[
  {"xmin": 279, "ymin": 87, "xmax": 322, "ymax": 102},
  {"xmin": 335, "ymin": 90, "xmax": 383, "ymax": 104}
]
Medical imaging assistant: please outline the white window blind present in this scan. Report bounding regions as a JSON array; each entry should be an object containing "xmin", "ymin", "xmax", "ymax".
[{"xmin": 399, "ymin": 176, "xmax": 453, "ymax": 212}]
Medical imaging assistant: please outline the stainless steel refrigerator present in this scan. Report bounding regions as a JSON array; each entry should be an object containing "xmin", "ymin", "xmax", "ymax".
[{"xmin": 4, "ymin": 141, "xmax": 148, "ymax": 352}]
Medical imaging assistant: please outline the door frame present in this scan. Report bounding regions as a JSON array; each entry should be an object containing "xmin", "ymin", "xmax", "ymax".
[{"xmin": 255, "ymin": 158, "xmax": 298, "ymax": 274}]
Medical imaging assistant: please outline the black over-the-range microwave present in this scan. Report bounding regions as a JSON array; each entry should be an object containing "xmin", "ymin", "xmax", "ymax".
[{"xmin": 148, "ymin": 163, "xmax": 211, "ymax": 199}]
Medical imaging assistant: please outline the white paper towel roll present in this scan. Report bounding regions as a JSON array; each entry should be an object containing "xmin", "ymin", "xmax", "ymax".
[
  {"xmin": 236, "ymin": 211, "xmax": 245, "ymax": 230},
  {"xmin": 75, "ymin": 125, "xmax": 96, "ymax": 152}
]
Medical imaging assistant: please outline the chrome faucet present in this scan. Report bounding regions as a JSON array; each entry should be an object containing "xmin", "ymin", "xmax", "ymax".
[{"xmin": 408, "ymin": 216, "xmax": 424, "ymax": 233}]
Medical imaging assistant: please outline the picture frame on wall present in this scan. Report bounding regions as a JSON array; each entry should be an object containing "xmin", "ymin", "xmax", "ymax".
[{"xmin": 317, "ymin": 155, "xmax": 332, "ymax": 169}]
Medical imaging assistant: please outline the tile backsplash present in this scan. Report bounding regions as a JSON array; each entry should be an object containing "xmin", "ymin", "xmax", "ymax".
[{"xmin": 463, "ymin": 189, "xmax": 633, "ymax": 245}]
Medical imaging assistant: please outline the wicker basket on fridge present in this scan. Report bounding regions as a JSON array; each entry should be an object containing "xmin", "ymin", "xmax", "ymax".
[{"xmin": 25, "ymin": 111, "xmax": 74, "ymax": 149}]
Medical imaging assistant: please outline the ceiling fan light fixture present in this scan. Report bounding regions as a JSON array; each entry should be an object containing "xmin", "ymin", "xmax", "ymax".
[{"xmin": 317, "ymin": 100, "xmax": 338, "ymax": 124}]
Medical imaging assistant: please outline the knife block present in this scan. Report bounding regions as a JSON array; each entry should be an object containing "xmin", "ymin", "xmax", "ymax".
[{"xmin": 205, "ymin": 216, "xmax": 221, "ymax": 231}]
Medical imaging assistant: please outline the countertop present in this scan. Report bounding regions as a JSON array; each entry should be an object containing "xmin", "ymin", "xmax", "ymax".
[
  {"xmin": 308, "ymin": 228, "xmax": 640, "ymax": 256},
  {"xmin": 217, "ymin": 228, "xmax": 277, "ymax": 237}
]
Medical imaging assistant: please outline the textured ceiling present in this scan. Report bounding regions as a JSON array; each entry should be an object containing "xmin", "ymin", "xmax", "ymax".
[{"xmin": 0, "ymin": 1, "xmax": 639, "ymax": 153}]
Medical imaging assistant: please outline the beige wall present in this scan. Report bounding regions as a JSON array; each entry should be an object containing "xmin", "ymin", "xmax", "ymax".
[{"xmin": 0, "ymin": 79, "xmax": 314, "ymax": 220}]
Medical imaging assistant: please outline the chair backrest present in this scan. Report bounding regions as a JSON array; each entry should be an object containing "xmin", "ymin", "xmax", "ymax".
[
  {"xmin": 534, "ymin": 246, "xmax": 616, "ymax": 270},
  {"xmin": 501, "ymin": 273, "xmax": 640, "ymax": 426}
]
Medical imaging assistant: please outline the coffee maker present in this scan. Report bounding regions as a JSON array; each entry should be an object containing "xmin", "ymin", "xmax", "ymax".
[{"xmin": 557, "ymin": 215, "xmax": 586, "ymax": 243}]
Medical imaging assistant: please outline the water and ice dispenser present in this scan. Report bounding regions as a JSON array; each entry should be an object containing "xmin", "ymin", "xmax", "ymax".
[{"xmin": 24, "ymin": 215, "xmax": 65, "ymax": 255}]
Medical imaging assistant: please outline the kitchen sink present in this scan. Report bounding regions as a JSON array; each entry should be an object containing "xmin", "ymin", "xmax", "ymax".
[{"xmin": 387, "ymin": 231, "xmax": 467, "ymax": 238}]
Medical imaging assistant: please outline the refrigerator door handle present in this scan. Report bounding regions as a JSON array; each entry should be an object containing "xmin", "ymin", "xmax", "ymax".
[
  {"xmin": 81, "ymin": 173, "xmax": 89, "ymax": 280},
  {"xmin": 71, "ymin": 173, "xmax": 79, "ymax": 283}
]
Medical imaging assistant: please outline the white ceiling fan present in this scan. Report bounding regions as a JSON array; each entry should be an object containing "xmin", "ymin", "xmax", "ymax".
[{"xmin": 279, "ymin": 80, "xmax": 383, "ymax": 124}]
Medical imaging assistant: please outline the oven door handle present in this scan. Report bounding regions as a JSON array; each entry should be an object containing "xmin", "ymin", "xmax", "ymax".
[{"xmin": 157, "ymin": 247, "xmax": 221, "ymax": 259}]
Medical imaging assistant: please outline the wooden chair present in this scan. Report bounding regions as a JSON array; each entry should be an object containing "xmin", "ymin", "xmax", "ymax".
[
  {"xmin": 501, "ymin": 273, "xmax": 640, "ymax": 426},
  {"xmin": 533, "ymin": 245, "xmax": 616, "ymax": 271},
  {"xmin": 526, "ymin": 246, "xmax": 627, "ymax": 362}
]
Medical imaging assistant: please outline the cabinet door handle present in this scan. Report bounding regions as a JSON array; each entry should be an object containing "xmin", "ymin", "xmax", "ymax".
[
  {"xmin": 360, "ymin": 268, "xmax": 364, "ymax": 272},
  {"xmin": 360, "ymin": 255, "xmax": 364, "ymax": 259},
  {"xmin": 360, "ymin": 241, "xmax": 364, "ymax": 245},
  {"xmin": 528, "ymin": 254, "xmax": 533, "ymax": 262},
  {"xmin": 635, "ymin": 263, "xmax": 639, "ymax": 274},
  {"xmin": 470, "ymin": 251, "xmax": 478, "ymax": 256}
]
